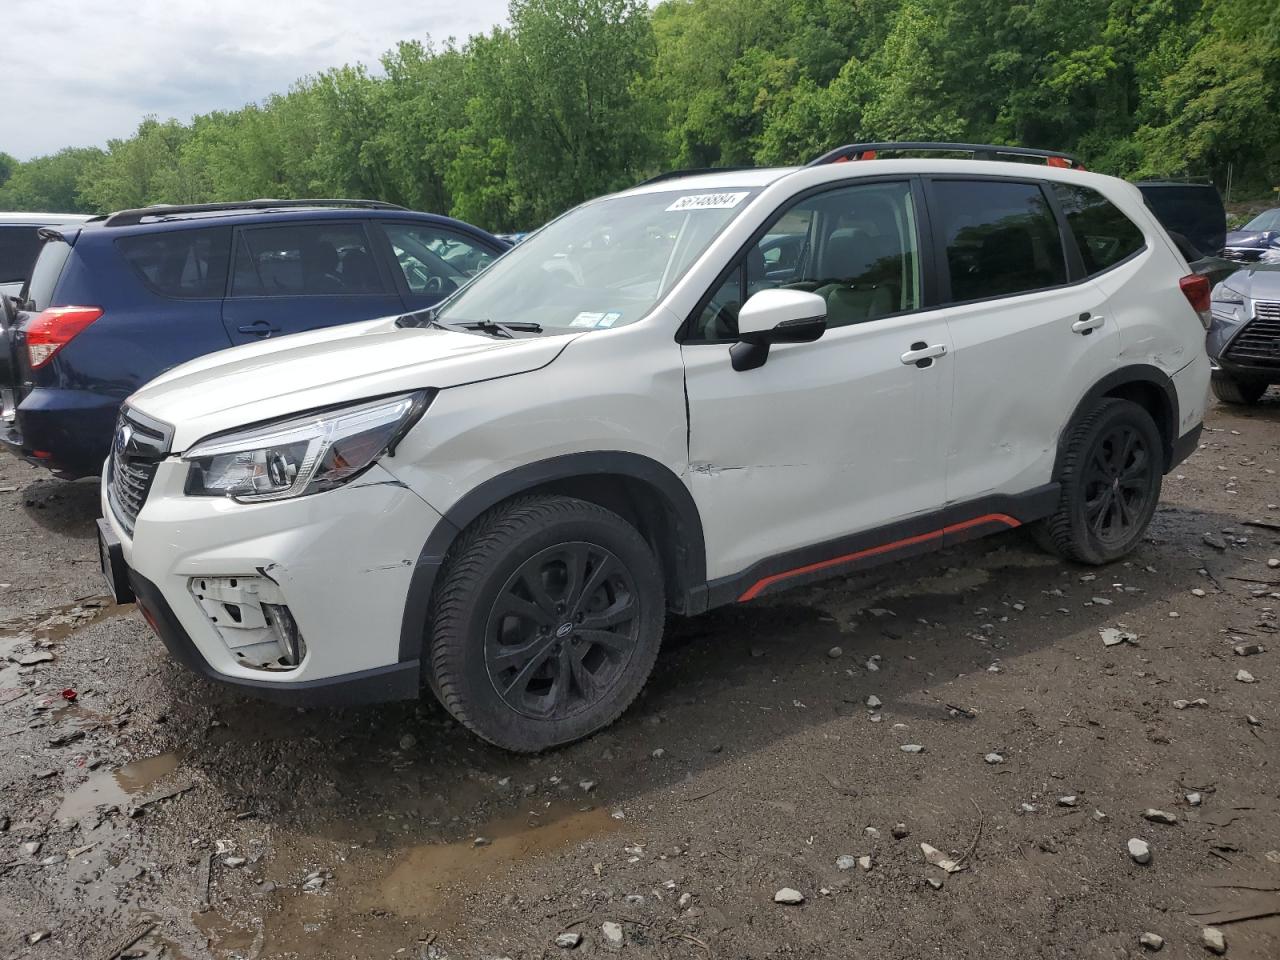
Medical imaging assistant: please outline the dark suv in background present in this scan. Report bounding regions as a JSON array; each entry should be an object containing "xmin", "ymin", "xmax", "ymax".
[{"xmin": 0, "ymin": 200, "xmax": 508, "ymax": 478}]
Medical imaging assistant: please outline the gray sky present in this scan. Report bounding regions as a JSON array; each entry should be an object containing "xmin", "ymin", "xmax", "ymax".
[{"xmin": 1, "ymin": 0, "xmax": 512, "ymax": 160}]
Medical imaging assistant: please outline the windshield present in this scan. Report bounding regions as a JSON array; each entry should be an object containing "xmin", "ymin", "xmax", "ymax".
[
  {"xmin": 435, "ymin": 188, "xmax": 758, "ymax": 332},
  {"xmin": 1243, "ymin": 209, "xmax": 1280, "ymax": 232}
]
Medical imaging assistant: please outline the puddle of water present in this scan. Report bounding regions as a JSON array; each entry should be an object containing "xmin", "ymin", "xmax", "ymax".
[
  {"xmin": 57, "ymin": 751, "xmax": 184, "ymax": 821},
  {"xmin": 199, "ymin": 802, "xmax": 621, "ymax": 958},
  {"xmin": 376, "ymin": 803, "xmax": 621, "ymax": 920}
]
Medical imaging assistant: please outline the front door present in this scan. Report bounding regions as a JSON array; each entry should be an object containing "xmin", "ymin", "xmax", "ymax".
[{"xmin": 681, "ymin": 179, "xmax": 952, "ymax": 582}]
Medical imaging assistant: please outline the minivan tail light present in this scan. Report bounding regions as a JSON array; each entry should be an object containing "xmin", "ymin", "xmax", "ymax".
[
  {"xmin": 26, "ymin": 306, "xmax": 103, "ymax": 369},
  {"xmin": 1178, "ymin": 275, "xmax": 1212, "ymax": 329}
]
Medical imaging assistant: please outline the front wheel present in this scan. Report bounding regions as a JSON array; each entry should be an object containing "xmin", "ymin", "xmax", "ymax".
[
  {"xmin": 1211, "ymin": 372, "xmax": 1269, "ymax": 405},
  {"xmin": 1034, "ymin": 398, "xmax": 1163, "ymax": 565},
  {"xmin": 427, "ymin": 495, "xmax": 665, "ymax": 752}
]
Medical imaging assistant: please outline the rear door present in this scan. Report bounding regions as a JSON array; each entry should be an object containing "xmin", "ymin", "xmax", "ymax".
[
  {"xmin": 221, "ymin": 220, "xmax": 404, "ymax": 344},
  {"xmin": 927, "ymin": 177, "xmax": 1120, "ymax": 504},
  {"xmin": 372, "ymin": 219, "xmax": 502, "ymax": 311}
]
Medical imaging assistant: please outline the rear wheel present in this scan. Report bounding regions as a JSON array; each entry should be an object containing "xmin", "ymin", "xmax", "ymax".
[
  {"xmin": 1034, "ymin": 398, "xmax": 1163, "ymax": 565},
  {"xmin": 1211, "ymin": 372, "xmax": 1269, "ymax": 405},
  {"xmin": 427, "ymin": 495, "xmax": 665, "ymax": 752}
]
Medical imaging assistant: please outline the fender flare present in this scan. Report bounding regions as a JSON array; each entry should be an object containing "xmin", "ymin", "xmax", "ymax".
[
  {"xmin": 1055, "ymin": 364, "xmax": 1179, "ymax": 476},
  {"xmin": 398, "ymin": 451, "xmax": 706, "ymax": 662}
]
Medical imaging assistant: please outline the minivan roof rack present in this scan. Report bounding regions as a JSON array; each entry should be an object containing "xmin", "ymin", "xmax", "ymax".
[
  {"xmin": 639, "ymin": 166, "xmax": 757, "ymax": 186},
  {"xmin": 103, "ymin": 198, "xmax": 408, "ymax": 227},
  {"xmin": 808, "ymin": 142, "xmax": 1086, "ymax": 170}
]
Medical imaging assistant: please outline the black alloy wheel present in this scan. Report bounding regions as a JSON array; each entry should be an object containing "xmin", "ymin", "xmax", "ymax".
[
  {"xmin": 1081, "ymin": 423, "xmax": 1155, "ymax": 546},
  {"xmin": 485, "ymin": 541, "xmax": 640, "ymax": 720},
  {"xmin": 1034, "ymin": 397, "xmax": 1164, "ymax": 565}
]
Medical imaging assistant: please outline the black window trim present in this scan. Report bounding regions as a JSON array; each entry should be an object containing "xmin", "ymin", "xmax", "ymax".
[
  {"xmin": 922, "ymin": 173, "xmax": 1151, "ymax": 310},
  {"xmin": 112, "ymin": 225, "xmax": 234, "ymax": 302},
  {"xmin": 228, "ymin": 219, "xmax": 396, "ymax": 300},
  {"xmin": 678, "ymin": 174, "xmax": 937, "ymax": 345}
]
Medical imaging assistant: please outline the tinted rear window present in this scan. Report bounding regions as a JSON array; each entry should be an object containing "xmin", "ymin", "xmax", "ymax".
[
  {"xmin": 23, "ymin": 239, "xmax": 73, "ymax": 311},
  {"xmin": 117, "ymin": 227, "xmax": 231, "ymax": 298},
  {"xmin": 231, "ymin": 222, "xmax": 385, "ymax": 297},
  {"xmin": 1052, "ymin": 184, "xmax": 1146, "ymax": 275},
  {"xmin": 0, "ymin": 226, "xmax": 44, "ymax": 284},
  {"xmin": 931, "ymin": 179, "xmax": 1067, "ymax": 303},
  {"xmin": 1137, "ymin": 184, "xmax": 1225, "ymax": 257}
]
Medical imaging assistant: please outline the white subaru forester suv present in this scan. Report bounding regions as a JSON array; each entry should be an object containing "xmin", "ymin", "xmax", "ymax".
[{"xmin": 99, "ymin": 143, "xmax": 1212, "ymax": 752}]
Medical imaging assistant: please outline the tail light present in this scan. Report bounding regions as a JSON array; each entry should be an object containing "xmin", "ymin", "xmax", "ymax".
[
  {"xmin": 26, "ymin": 306, "xmax": 103, "ymax": 369},
  {"xmin": 1178, "ymin": 274, "xmax": 1212, "ymax": 329}
]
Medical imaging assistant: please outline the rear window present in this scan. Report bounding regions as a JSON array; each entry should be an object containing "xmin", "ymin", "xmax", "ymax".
[
  {"xmin": 931, "ymin": 179, "xmax": 1067, "ymax": 303},
  {"xmin": 117, "ymin": 227, "xmax": 231, "ymax": 299},
  {"xmin": 23, "ymin": 238, "xmax": 73, "ymax": 311},
  {"xmin": 1053, "ymin": 184, "xmax": 1146, "ymax": 275},
  {"xmin": 231, "ymin": 222, "xmax": 386, "ymax": 297},
  {"xmin": 0, "ymin": 226, "xmax": 44, "ymax": 285}
]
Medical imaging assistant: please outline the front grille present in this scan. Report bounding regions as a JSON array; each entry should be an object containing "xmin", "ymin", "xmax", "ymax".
[
  {"xmin": 1221, "ymin": 247, "xmax": 1265, "ymax": 263},
  {"xmin": 107, "ymin": 408, "xmax": 172, "ymax": 534},
  {"xmin": 1223, "ymin": 300, "xmax": 1280, "ymax": 369}
]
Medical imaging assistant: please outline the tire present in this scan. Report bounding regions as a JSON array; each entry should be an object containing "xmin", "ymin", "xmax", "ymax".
[
  {"xmin": 427, "ymin": 495, "xmax": 665, "ymax": 752},
  {"xmin": 1034, "ymin": 398, "xmax": 1163, "ymax": 566},
  {"xmin": 1211, "ymin": 372, "xmax": 1269, "ymax": 405}
]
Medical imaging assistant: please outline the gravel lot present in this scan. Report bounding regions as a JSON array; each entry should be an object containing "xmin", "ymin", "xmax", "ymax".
[{"xmin": 1, "ymin": 394, "xmax": 1278, "ymax": 960}]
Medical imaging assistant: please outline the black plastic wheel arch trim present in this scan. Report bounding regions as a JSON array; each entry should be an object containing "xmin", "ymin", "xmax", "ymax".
[
  {"xmin": 1056, "ymin": 365, "xmax": 1180, "ymax": 475},
  {"xmin": 397, "ymin": 451, "xmax": 708, "ymax": 663}
]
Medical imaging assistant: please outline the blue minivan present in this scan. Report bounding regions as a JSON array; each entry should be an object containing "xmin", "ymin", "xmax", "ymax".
[{"xmin": 0, "ymin": 200, "xmax": 508, "ymax": 478}]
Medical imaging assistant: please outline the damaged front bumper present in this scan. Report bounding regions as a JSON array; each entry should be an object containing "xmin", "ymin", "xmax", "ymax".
[{"xmin": 101, "ymin": 459, "xmax": 444, "ymax": 706}]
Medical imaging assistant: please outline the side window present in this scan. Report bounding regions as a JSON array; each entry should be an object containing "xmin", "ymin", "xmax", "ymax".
[
  {"xmin": 116, "ymin": 227, "xmax": 231, "ymax": 299},
  {"xmin": 0, "ymin": 226, "xmax": 44, "ymax": 285},
  {"xmin": 1052, "ymin": 183, "xmax": 1146, "ymax": 275},
  {"xmin": 931, "ymin": 180, "xmax": 1067, "ymax": 303},
  {"xmin": 381, "ymin": 222, "xmax": 494, "ymax": 295},
  {"xmin": 231, "ymin": 223, "xmax": 385, "ymax": 297},
  {"xmin": 22, "ymin": 238, "xmax": 73, "ymax": 311},
  {"xmin": 690, "ymin": 180, "xmax": 920, "ymax": 340}
]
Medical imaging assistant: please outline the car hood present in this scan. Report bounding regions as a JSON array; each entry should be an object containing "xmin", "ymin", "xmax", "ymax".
[
  {"xmin": 1224, "ymin": 229, "xmax": 1278, "ymax": 248},
  {"xmin": 1213, "ymin": 262, "xmax": 1280, "ymax": 301},
  {"xmin": 129, "ymin": 315, "xmax": 578, "ymax": 450}
]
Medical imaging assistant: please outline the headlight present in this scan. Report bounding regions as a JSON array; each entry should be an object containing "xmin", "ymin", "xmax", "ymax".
[{"xmin": 183, "ymin": 392, "xmax": 430, "ymax": 502}]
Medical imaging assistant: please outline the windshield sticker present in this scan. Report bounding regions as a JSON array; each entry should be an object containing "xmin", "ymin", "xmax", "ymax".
[
  {"xmin": 570, "ymin": 312, "xmax": 606, "ymax": 328},
  {"xmin": 665, "ymin": 192, "xmax": 749, "ymax": 212},
  {"xmin": 598, "ymin": 311, "xmax": 623, "ymax": 328}
]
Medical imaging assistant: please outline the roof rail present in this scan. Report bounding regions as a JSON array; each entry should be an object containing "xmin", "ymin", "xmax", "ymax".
[
  {"xmin": 103, "ymin": 198, "xmax": 408, "ymax": 227},
  {"xmin": 808, "ymin": 142, "xmax": 1085, "ymax": 170},
  {"xmin": 639, "ymin": 166, "xmax": 757, "ymax": 186}
]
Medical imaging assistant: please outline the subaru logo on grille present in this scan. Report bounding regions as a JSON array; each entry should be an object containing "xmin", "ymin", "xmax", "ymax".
[{"xmin": 115, "ymin": 422, "xmax": 134, "ymax": 455}]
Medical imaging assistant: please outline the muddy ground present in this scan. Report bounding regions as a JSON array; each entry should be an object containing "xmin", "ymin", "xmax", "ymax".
[{"xmin": 1, "ymin": 394, "xmax": 1278, "ymax": 960}]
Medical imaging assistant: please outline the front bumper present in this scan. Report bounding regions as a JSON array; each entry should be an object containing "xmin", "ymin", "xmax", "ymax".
[{"xmin": 102, "ymin": 458, "xmax": 446, "ymax": 706}]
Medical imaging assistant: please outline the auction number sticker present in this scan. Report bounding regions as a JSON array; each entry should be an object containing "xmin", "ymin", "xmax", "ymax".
[{"xmin": 665, "ymin": 192, "xmax": 749, "ymax": 212}]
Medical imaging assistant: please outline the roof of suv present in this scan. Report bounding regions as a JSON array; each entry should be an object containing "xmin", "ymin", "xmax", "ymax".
[
  {"xmin": 1, "ymin": 212, "xmax": 93, "ymax": 225},
  {"xmin": 69, "ymin": 200, "xmax": 493, "ymax": 239}
]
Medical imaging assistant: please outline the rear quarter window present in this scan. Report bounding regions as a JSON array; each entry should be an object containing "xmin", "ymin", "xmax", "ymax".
[
  {"xmin": 0, "ymin": 226, "xmax": 44, "ymax": 285},
  {"xmin": 116, "ymin": 227, "xmax": 231, "ymax": 298},
  {"xmin": 1052, "ymin": 184, "xmax": 1146, "ymax": 275},
  {"xmin": 22, "ymin": 238, "xmax": 74, "ymax": 311}
]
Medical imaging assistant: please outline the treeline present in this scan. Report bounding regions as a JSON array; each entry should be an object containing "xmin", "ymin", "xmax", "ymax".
[{"xmin": 1, "ymin": 0, "xmax": 1276, "ymax": 232}]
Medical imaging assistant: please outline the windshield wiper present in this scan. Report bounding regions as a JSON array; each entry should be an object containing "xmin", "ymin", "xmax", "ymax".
[{"xmin": 455, "ymin": 319, "xmax": 543, "ymax": 339}]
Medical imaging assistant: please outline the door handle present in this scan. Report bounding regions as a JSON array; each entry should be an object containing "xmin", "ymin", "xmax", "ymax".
[
  {"xmin": 1071, "ymin": 313, "xmax": 1104, "ymax": 335},
  {"xmin": 900, "ymin": 342, "xmax": 947, "ymax": 367},
  {"xmin": 237, "ymin": 320, "xmax": 280, "ymax": 336}
]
